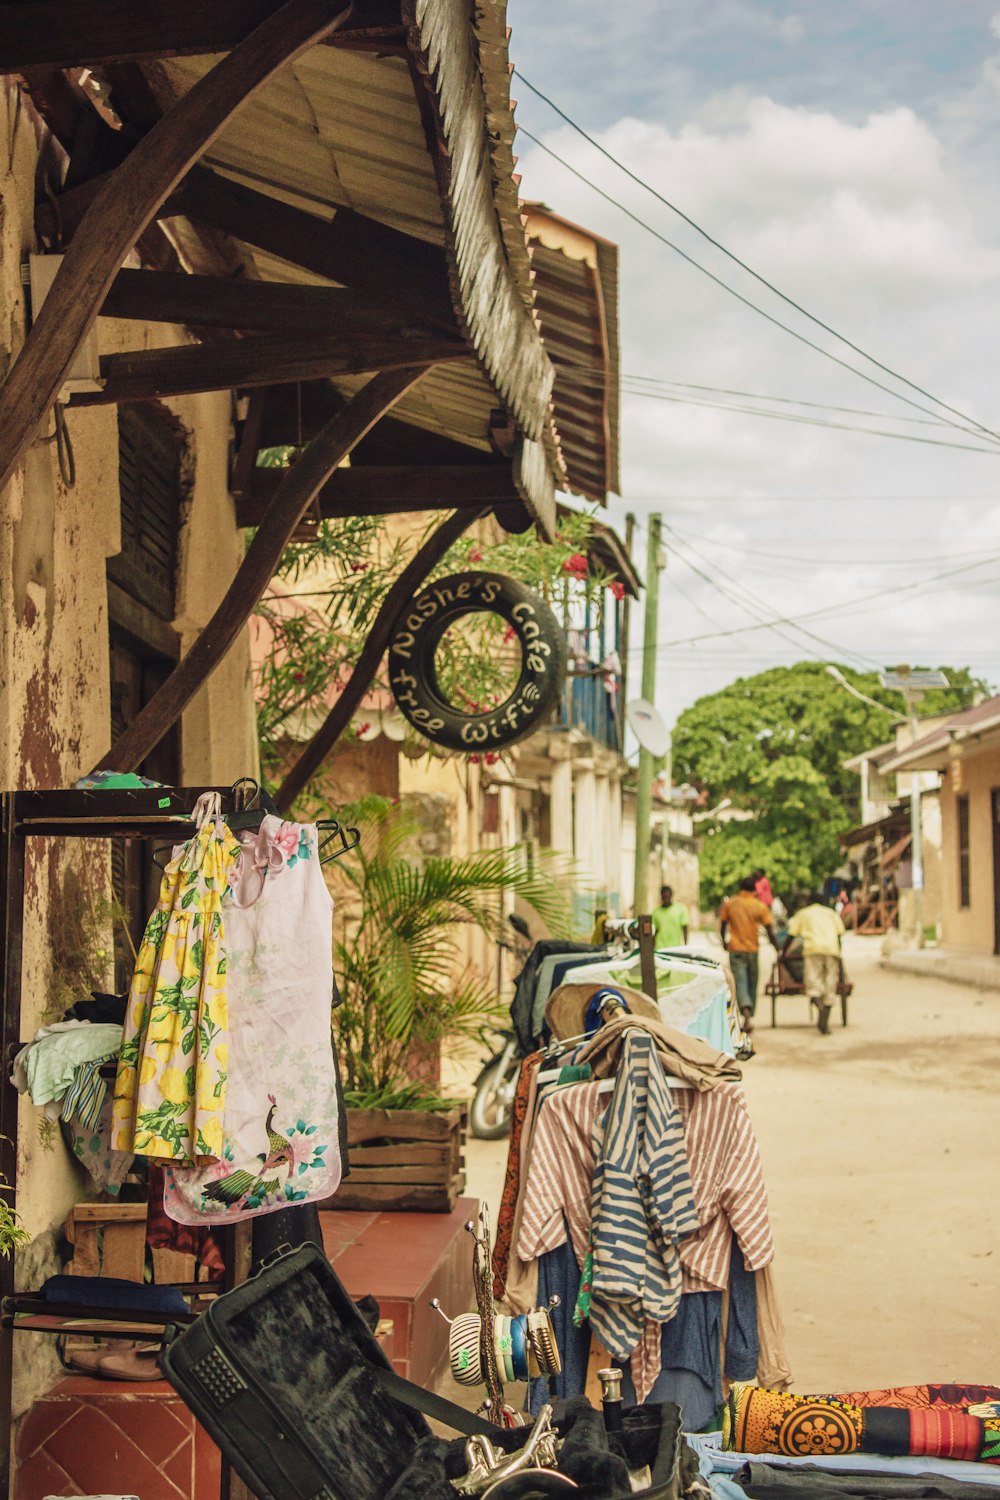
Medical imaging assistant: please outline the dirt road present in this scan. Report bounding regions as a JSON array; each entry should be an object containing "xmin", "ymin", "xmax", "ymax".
[{"xmin": 464, "ymin": 933, "xmax": 1000, "ymax": 1393}]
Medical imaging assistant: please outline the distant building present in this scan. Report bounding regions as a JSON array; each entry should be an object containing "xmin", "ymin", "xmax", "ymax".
[
  {"xmin": 878, "ymin": 695, "xmax": 1000, "ymax": 955},
  {"xmin": 841, "ymin": 716, "xmax": 951, "ymax": 939}
]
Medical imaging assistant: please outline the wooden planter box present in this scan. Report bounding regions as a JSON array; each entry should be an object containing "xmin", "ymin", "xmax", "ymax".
[{"xmin": 326, "ymin": 1106, "xmax": 466, "ymax": 1213}]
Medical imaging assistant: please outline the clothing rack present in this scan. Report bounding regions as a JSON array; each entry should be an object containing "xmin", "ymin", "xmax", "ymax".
[{"xmin": 0, "ymin": 785, "xmax": 302, "ymax": 1500}]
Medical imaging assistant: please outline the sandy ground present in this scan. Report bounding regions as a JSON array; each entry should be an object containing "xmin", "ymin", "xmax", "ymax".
[{"xmin": 462, "ymin": 933, "xmax": 1000, "ymax": 1394}]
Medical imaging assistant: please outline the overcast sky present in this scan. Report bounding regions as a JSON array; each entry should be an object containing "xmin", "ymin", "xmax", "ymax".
[{"xmin": 508, "ymin": 1, "xmax": 1000, "ymax": 728}]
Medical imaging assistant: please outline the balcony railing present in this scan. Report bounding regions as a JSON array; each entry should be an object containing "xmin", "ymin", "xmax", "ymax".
[{"xmin": 559, "ymin": 667, "xmax": 621, "ymax": 751}]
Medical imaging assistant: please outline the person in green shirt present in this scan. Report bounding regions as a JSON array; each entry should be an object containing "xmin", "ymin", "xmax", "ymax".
[{"xmin": 651, "ymin": 884, "xmax": 689, "ymax": 947}]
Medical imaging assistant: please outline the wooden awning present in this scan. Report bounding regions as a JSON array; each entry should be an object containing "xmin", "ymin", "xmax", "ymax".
[
  {"xmin": 0, "ymin": 0, "xmax": 631, "ymax": 534},
  {"xmin": 0, "ymin": 0, "xmax": 622, "ymax": 780}
]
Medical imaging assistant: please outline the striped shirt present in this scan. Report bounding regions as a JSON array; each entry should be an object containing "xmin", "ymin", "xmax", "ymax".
[
  {"xmin": 675, "ymin": 1081, "xmax": 773, "ymax": 1291},
  {"xmin": 515, "ymin": 1081, "xmax": 604, "ymax": 1268},
  {"xmin": 514, "ymin": 1079, "xmax": 773, "ymax": 1295},
  {"xmin": 589, "ymin": 1032, "xmax": 700, "ymax": 1368}
]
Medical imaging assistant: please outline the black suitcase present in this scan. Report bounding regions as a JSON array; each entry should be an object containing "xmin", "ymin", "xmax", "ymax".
[
  {"xmin": 161, "ymin": 1244, "xmax": 690, "ymax": 1500},
  {"xmin": 160, "ymin": 1242, "xmax": 463, "ymax": 1500}
]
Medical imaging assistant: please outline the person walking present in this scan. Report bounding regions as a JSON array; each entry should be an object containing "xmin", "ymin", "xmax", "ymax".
[
  {"xmin": 753, "ymin": 867, "xmax": 774, "ymax": 907},
  {"xmin": 651, "ymin": 884, "xmax": 689, "ymax": 947},
  {"xmin": 719, "ymin": 877, "xmax": 776, "ymax": 1033},
  {"xmin": 783, "ymin": 892, "xmax": 845, "ymax": 1034}
]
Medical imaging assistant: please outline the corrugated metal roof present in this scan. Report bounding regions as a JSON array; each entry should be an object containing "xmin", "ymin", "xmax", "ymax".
[
  {"xmin": 157, "ymin": 9, "xmax": 571, "ymax": 524},
  {"xmin": 523, "ymin": 205, "xmax": 620, "ymax": 503}
]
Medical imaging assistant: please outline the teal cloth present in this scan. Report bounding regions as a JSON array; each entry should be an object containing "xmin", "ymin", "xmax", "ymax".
[
  {"xmin": 74, "ymin": 771, "xmax": 163, "ymax": 789},
  {"xmin": 19, "ymin": 1024, "xmax": 123, "ymax": 1109},
  {"xmin": 557, "ymin": 1063, "xmax": 592, "ymax": 1085}
]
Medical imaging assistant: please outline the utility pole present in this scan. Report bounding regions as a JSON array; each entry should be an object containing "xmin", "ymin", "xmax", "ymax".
[
  {"xmin": 617, "ymin": 511, "xmax": 636, "ymax": 747},
  {"xmin": 632, "ymin": 513, "xmax": 664, "ymax": 915}
]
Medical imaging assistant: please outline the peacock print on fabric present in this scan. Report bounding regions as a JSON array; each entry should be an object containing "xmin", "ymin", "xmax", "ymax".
[{"xmin": 163, "ymin": 816, "xmax": 341, "ymax": 1225}]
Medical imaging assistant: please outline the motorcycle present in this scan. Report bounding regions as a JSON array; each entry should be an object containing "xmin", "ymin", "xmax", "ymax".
[{"xmin": 468, "ymin": 914, "xmax": 532, "ymax": 1141}]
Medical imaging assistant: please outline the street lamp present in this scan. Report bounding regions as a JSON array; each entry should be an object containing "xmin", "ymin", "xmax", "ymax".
[
  {"xmin": 825, "ymin": 665, "xmax": 906, "ymax": 722},
  {"xmin": 878, "ymin": 668, "xmax": 949, "ymax": 947}
]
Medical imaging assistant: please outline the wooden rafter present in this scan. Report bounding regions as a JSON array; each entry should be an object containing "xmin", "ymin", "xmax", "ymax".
[
  {"xmin": 175, "ymin": 167, "xmax": 455, "ymax": 330},
  {"xmin": 236, "ymin": 462, "xmax": 521, "ymax": 524},
  {"xmin": 100, "ymin": 270, "xmax": 425, "ymax": 336},
  {"xmin": 275, "ymin": 505, "xmax": 480, "ymax": 811},
  {"xmin": 95, "ymin": 367, "xmax": 430, "ymax": 775},
  {"xmin": 0, "ymin": 0, "xmax": 402, "ymax": 71},
  {"xmin": 66, "ymin": 332, "xmax": 466, "ymax": 405},
  {"xmin": 0, "ymin": 0, "xmax": 353, "ymax": 498}
]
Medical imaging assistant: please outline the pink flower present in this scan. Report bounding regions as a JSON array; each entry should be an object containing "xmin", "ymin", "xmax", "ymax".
[
  {"xmin": 274, "ymin": 823, "xmax": 300, "ymax": 858},
  {"xmin": 563, "ymin": 552, "xmax": 588, "ymax": 577},
  {"xmin": 608, "ymin": 580, "xmax": 625, "ymax": 601},
  {"xmin": 469, "ymin": 548, "xmax": 483, "ymax": 563},
  {"xmin": 293, "ymin": 671, "xmax": 305, "ymax": 682},
  {"xmin": 484, "ymin": 752, "xmax": 500, "ymax": 765},
  {"xmin": 355, "ymin": 722, "xmax": 370, "ymax": 737},
  {"xmin": 350, "ymin": 562, "xmax": 369, "ymax": 574},
  {"xmin": 468, "ymin": 754, "xmax": 481, "ymax": 764},
  {"xmin": 503, "ymin": 625, "xmax": 516, "ymax": 643}
]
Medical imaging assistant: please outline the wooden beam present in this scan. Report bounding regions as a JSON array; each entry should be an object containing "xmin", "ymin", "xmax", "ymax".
[
  {"xmin": 67, "ymin": 332, "xmax": 466, "ymax": 405},
  {"xmin": 275, "ymin": 506, "xmax": 480, "ymax": 811},
  {"xmin": 100, "ymin": 269, "xmax": 429, "ymax": 336},
  {"xmin": 0, "ymin": 0, "xmax": 353, "ymax": 498},
  {"xmin": 0, "ymin": 0, "xmax": 401, "ymax": 71},
  {"xmin": 229, "ymin": 389, "xmax": 268, "ymax": 498},
  {"xmin": 94, "ymin": 367, "xmax": 428, "ymax": 775},
  {"xmin": 36, "ymin": 167, "xmax": 457, "ymax": 333},
  {"xmin": 236, "ymin": 462, "xmax": 520, "ymax": 524},
  {"xmin": 175, "ymin": 167, "xmax": 456, "ymax": 331}
]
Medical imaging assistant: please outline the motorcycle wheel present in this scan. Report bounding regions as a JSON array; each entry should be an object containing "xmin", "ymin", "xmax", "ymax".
[{"xmin": 469, "ymin": 1044, "xmax": 518, "ymax": 1140}]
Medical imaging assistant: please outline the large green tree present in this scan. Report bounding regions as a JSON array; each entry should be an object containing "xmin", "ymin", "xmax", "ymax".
[{"xmin": 673, "ymin": 662, "xmax": 984, "ymax": 909}]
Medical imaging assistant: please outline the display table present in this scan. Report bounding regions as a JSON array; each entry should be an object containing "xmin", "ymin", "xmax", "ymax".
[{"xmin": 320, "ymin": 1197, "xmax": 478, "ymax": 1387}]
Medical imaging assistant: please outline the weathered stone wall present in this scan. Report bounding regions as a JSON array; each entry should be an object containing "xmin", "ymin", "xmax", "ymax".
[{"xmin": 0, "ymin": 92, "xmax": 258, "ymax": 1414}]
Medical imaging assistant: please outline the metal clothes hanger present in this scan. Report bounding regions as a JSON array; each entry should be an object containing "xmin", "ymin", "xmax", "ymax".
[{"xmin": 316, "ymin": 819, "xmax": 361, "ymax": 865}]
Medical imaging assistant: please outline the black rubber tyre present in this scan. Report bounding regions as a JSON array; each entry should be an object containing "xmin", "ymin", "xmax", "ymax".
[{"xmin": 387, "ymin": 572, "xmax": 567, "ymax": 752}]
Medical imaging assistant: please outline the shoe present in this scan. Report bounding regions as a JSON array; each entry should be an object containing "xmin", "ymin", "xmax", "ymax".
[
  {"xmin": 64, "ymin": 1337, "xmax": 140, "ymax": 1375},
  {"xmin": 817, "ymin": 1004, "xmax": 832, "ymax": 1035},
  {"xmin": 96, "ymin": 1344, "xmax": 161, "ymax": 1382}
]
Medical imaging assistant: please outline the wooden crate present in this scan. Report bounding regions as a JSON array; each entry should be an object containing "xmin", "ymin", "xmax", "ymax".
[{"xmin": 325, "ymin": 1106, "xmax": 466, "ymax": 1213}]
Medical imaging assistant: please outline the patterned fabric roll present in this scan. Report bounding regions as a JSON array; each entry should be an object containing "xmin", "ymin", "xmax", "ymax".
[
  {"xmin": 820, "ymin": 1382, "xmax": 1000, "ymax": 1410},
  {"xmin": 725, "ymin": 1384, "xmax": 1000, "ymax": 1466}
]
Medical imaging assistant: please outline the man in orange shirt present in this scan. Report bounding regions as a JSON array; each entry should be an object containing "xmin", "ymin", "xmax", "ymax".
[{"xmin": 719, "ymin": 876, "xmax": 777, "ymax": 1033}]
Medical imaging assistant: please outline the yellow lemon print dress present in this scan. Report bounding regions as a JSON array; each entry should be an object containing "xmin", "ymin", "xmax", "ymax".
[{"xmin": 112, "ymin": 794, "xmax": 240, "ymax": 1164}]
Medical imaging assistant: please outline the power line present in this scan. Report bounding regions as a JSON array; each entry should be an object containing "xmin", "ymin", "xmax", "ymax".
[
  {"xmin": 518, "ymin": 125, "xmax": 998, "ymax": 447},
  {"xmin": 656, "ymin": 546, "xmax": 1000, "ymax": 648},
  {"xmin": 663, "ymin": 527, "xmax": 880, "ymax": 670},
  {"xmin": 558, "ymin": 361, "xmax": 1000, "ymax": 452},
  {"xmin": 623, "ymin": 374, "xmax": 961, "ymax": 429},
  {"xmin": 665, "ymin": 525, "xmax": 1000, "ymax": 570},
  {"xmin": 564, "ymin": 363, "xmax": 963, "ymax": 431},
  {"xmin": 515, "ymin": 72, "xmax": 1000, "ymax": 447},
  {"xmin": 616, "ymin": 383, "xmax": 1000, "ymax": 455}
]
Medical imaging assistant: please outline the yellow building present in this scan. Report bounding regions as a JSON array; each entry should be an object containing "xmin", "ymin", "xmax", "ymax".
[{"xmin": 881, "ymin": 696, "xmax": 1000, "ymax": 957}]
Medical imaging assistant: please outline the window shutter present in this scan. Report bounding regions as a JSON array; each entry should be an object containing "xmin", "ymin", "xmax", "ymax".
[{"xmin": 108, "ymin": 405, "xmax": 183, "ymax": 620}]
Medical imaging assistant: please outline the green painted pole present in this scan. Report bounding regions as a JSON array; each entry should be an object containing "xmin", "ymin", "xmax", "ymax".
[{"xmin": 632, "ymin": 513, "xmax": 663, "ymax": 915}]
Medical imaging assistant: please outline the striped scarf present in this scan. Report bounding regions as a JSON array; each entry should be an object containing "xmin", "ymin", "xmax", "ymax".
[{"xmin": 589, "ymin": 1030, "xmax": 700, "ymax": 1399}]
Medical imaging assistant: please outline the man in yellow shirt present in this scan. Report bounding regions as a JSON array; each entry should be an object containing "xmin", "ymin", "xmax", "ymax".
[
  {"xmin": 719, "ymin": 877, "xmax": 776, "ymax": 1033},
  {"xmin": 785, "ymin": 894, "xmax": 845, "ymax": 1035}
]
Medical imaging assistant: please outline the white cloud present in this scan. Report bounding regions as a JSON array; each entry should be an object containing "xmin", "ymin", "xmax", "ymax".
[
  {"xmin": 518, "ymin": 93, "xmax": 1000, "ymax": 717},
  {"xmin": 777, "ymin": 14, "xmax": 805, "ymax": 43}
]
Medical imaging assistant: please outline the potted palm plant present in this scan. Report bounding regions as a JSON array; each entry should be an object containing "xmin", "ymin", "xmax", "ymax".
[{"xmin": 326, "ymin": 796, "xmax": 567, "ymax": 1211}]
